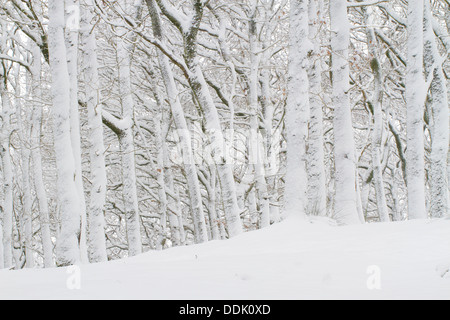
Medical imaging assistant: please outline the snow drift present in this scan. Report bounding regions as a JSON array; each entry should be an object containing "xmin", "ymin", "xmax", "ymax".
[{"xmin": 0, "ymin": 217, "xmax": 449, "ymax": 300}]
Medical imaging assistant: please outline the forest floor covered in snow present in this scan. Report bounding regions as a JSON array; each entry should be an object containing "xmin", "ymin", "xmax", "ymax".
[{"xmin": 1, "ymin": 216, "xmax": 449, "ymax": 300}]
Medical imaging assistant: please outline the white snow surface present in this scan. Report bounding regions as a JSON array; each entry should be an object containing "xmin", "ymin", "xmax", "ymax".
[{"xmin": 1, "ymin": 216, "xmax": 449, "ymax": 300}]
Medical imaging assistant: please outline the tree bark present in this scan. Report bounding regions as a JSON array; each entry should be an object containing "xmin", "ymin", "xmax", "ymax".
[
  {"xmin": 284, "ymin": 0, "xmax": 311, "ymax": 218},
  {"xmin": 424, "ymin": 0, "xmax": 449, "ymax": 218},
  {"xmin": 330, "ymin": 0, "xmax": 361, "ymax": 225},
  {"xmin": 307, "ymin": 0, "xmax": 327, "ymax": 217},
  {"xmin": 65, "ymin": 0, "xmax": 89, "ymax": 263},
  {"xmin": 80, "ymin": 0, "xmax": 108, "ymax": 263},
  {"xmin": 364, "ymin": 6, "xmax": 390, "ymax": 222},
  {"xmin": 0, "ymin": 76, "xmax": 13, "ymax": 269},
  {"xmin": 146, "ymin": 0, "xmax": 209, "ymax": 243},
  {"xmin": 406, "ymin": 0, "xmax": 427, "ymax": 220},
  {"xmin": 48, "ymin": 0, "xmax": 81, "ymax": 266}
]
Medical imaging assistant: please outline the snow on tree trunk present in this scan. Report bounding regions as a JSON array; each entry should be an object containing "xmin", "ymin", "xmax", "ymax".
[
  {"xmin": 80, "ymin": 0, "xmax": 108, "ymax": 263},
  {"xmin": 0, "ymin": 75, "xmax": 13, "ymax": 269},
  {"xmin": 146, "ymin": 0, "xmax": 208, "ymax": 243},
  {"xmin": 162, "ymin": 117, "xmax": 184, "ymax": 245},
  {"xmin": 65, "ymin": 0, "xmax": 89, "ymax": 263},
  {"xmin": 360, "ymin": 171, "xmax": 371, "ymax": 218},
  {"xmin": 116, "ymin": 37, "xmax": 142, "ymax": 256},
  {"xmin": 182, "ymin": 4, "xmax": 243, "ymax": 238},
  {"xmin": 364, "ymin": 6, "xmax": 390, "ymax": 222},
  {"xmin": 48, "ymin": 0, "xmax": 81, "ymax": 266},
  {"xmin": 260, "ymin": 67, "xmax": 281, "ymax": 224},
  {"xmin": 248, "ymin": 4, "xmax": 270, "ymax": 228},
  {"xmin": 143, "ymin": 63, "xmax": 183, "ymax": 246},
  {"xmin": 307, "ymin": 0, "xmax": 327, "ymax": 217},
  {"xmin": 406, "ymin": 0, "xmax": 427, "ymax": 220},
  {"xmin": 152, "ymin": 103, "xmax": 170, "ymax": 247},
  {"xmin": 284, "ymin": 0, "xmax": 311, "ymax": 218},
  {"xmin": 390, "ymin": 167, "xmax": 402, "ymax": 222},
  {"xmin": 355, "ymin": 168, "xmax": 365, "ymax": 223},
  {"xmin": 23, "ymin": 0, "xmax": 54, "ymax": 269},
  {"xmin": 31, "ymin": 105, "xmax": 54, "ymax": 268},
  {"xmin": 447, "ymin": 3, "xmax": 450, "ymax": 220},
  {"xmin": 158, "ymin": 56, "xmax": 208, "ymax": 244},
  {"xmin": 15, "ymin": 70, "xmax": 34, "ymax": 268},
  {"xmin": 207, "ymin": 169, "xmax": 221, "ymax": 240},
  {"xmin": 330, "ymin": 0, "xmax": 361, "ymax": 225},
  {"xmin": 423, "ymin": 0, "xmax": 449, "ymax": 219}
]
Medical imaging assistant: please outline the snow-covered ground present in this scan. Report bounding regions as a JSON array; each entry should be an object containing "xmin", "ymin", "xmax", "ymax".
[{"xmin": 1, "ymin": 217, "xmax": 449, "ymax": 300}]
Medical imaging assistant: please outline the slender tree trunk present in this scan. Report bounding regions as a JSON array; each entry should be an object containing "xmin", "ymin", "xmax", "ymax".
[
  {"xmin": 364, "ymin": 6, "xmax": 390, "ymax": 222},
  {"xmin": 24, "ymin": 0, "xmax": 54, "ymax": 269},
  {"xmin": 116, "ymin": 37, "xmax": 142, "ymax": 256},
  {"xmin": 390, "ymin": 167, "xmax": 402, "ymax": 222},
  {"xmin": 0, "ymin": 77, "xmax": 13, "ymax": 269},
  {"xmin": 144, "ymin": 64, "xmax": 183, "ymax": 246},
  {"xmin": 30, "ymin": 48, "xmax": 54, "ymax": 268},
  {"xmin": 48, "ymin": 0, "xmax": 81, "ymax": 266},
  {"xmin": 260, "ymin": 67, "xmax": 281, "ymax": 224},
  {"xmin": 423, "ymin": 0, "xmax": 449, "ymax": 218},
  {"xmin": 248, "ymin": 4, "xmax": 270, "ymax": 228},
  {"xmin": 330, "ymin": 0, "xmax": 361, "ymax": 225},
  {"xmin": 406, "ymin": 0, "xmax": 427, "ymax": 220},
  {"xmin": 65, "ymin": 0, "xmax": 89, "ymax": 263},
  {"xmin": 155, "ymin": 116, "xmax": 170, "ymax": 246},
  {"xmin": 284, "ymin": 0, "xmax": 311, "ymax": 218},
  {"xmin": 207, "ymin": 169, "xmax": 221, "ymax": 240},
  {"xmin": 355, "ymin": 168, "xmax": 365, "ymax": 223},
  {"xmin": 446, "ymin": 2, "xmax": 450, "ymax": 220},
  {"xmin": 307, "ymin": 0, "xmax": 327, "ymax": 217},
  {"xmin": 146, "ymin": 0, "xmax": 209, "ymax": 243},
  {"xmin": 179, "ymin": 1, "xmax": 243, "ymax": 237},
  {"xmin": 31, "ymin": 105, "xmax": 54, "ymax": 268},
  {"xmin": 22, "ymin": 117, "xmax": 34, "ymax": 269},
  {"xmin": 162, "ymin": 118, "xmax": 184, "ymax": 246},
  {"xmin": 15, "ymin": 70, "xmax": 34, "ymax": 268},
  {"xmin": 360, "ymin": 171, "xmax": 371, "ymax": 217},
  {"xmin": 80, "ymin": 0, "xmax": 108, "ymax": 263}
]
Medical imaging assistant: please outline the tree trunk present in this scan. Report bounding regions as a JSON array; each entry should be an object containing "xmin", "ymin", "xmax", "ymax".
[
  {"xmin": 80, "ymin": 0, "xmax": 108, "ymax": 263},
  {"xmin": 65, "ymin": 0, "xmax": 89, "ymax": 263},
  {"xmin": 48, "ymin": 0, "xmax": 81, "ymax": 266},
  {"xmin": 406, "ymin": 0, "xmax": 427, "ymax": 220},
  {"xmin": 162, "ymin": 118, "xmax": 185, "ymax": 246},
  {"xmin": 116, "ymin": 38, "xmax": 143, "ymax": 256},
  {"xmin": 248, "ymin": 4, "xmax": 270, "ymax": 228},
  {"xmin": 182, "ymin": 1, "xmax": 243, "ymax": 238},
  {"xmin": 423, "ymin": 0, "xmax": 449, "ymax": 218},
  {"xmin": 307, "ymin": 0, "xmax": 327, "ymax": 217},
  {"xmin": 31, "ymin": 105, "xmax": 54, "ymax": 268},
  {"xmin": 0, "ymin": 77, "xmax": 13, "ymax": 269},
  {"xmin": 146, "ymin": 0, "xmax": 209, "ymax": 243},
  {"xmin": 364, "ymin": 6, "xmax": 390, "ymax": 222},
  {"xmin": 284, "ymin": 0, "xmax": 311, "ymax": 218},
  {"xmin": 330, "ymin": 0, "xmax": 361, "ymax": 225},
  {"xmin": 15, "ymin": 70, "xmax": 34, "ymax": 268}
]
